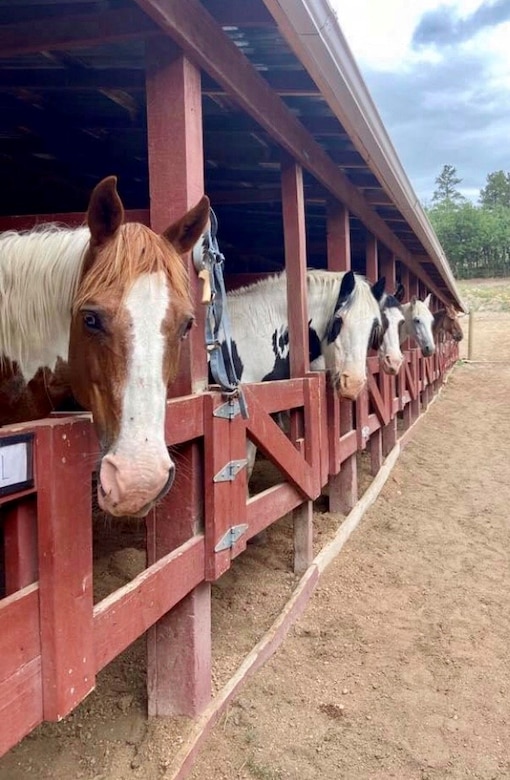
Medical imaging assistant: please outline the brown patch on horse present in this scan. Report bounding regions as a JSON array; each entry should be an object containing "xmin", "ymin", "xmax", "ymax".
[{"xmin": 0, "ymin": 358, "xmax": 75, "ymax": 426}]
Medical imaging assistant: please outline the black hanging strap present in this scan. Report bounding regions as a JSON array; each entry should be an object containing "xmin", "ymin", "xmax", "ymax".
[{"xmin": 192, "ymin": 209, "xmax": 248, "ymax": 419}]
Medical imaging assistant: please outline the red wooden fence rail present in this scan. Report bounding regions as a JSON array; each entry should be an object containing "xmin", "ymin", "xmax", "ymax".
[{"xmin": 0, "ymin": 341, "xmax": 458, "ymax": 757}]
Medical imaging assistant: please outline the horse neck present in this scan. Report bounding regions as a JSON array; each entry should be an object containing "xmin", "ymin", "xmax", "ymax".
[
  {"xmin": 433, "ymin": 309, "xmax": 446, "ymax": 333},
  {"xmin": 0, "ymin": 227, "xmax": 90, "ymax": 380},
  {"xmin": 400, "ymin": 302, "xmax": 414, "ymax": 341},
  {"xmin": 226, "ymin": 271, "xmax": 341, "ymax": 338}
]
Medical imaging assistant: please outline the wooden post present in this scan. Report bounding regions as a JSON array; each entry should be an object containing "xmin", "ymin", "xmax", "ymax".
[
  {"xmin": 326, "ymin": 200, "xmax": 357, "ymax": 513},
  {"xmin": 145, "ymin": 38, "xmax": 211, "ymax": 717},
  {"xmin": 379, "ymin": 248, "xmax": 397, "ymax": 292},
  {"xmin": 365, "ymin": 233, "xmax": 382, "ymax": 474},
  {"xmin": 37, "ymin": 419, "xmax": 95, "ymax": 721},
  {"xmin": 365, "ymin": 233, "xmax": 378, "ymax": 282},
  {"xmin": 281, "ymin": 156, "xmax": 309, "ymax": 379},
  {"xmin": 379, "ymin": 249, "xmax": 397, "ymax": 456},
  {"xmin": 281, "ymin": 156, "xmax": 313, "ymax": 572},
  {"xmin": 468, "ymin": 310, "xmax": 474, "ymax": 360}
]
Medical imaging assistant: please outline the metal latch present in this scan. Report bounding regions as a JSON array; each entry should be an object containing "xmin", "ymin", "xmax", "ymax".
[
  {"xmin": 213, "ymin": 399, "xmax": 242, "ymax": 420},
  {"xmin": 213, "ymin": 459, "xmax": 247, "ymax": 483},
  {"xmin": 215, "ymin": 524, "xmax": 249, "ymax": 552}
]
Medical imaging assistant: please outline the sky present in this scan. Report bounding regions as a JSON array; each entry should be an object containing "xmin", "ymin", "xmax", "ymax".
[{"xmin": 330, "ymin": 0, "xmax": 510, "ymax": 204}]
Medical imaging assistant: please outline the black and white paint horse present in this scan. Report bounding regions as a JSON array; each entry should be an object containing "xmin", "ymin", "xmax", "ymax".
[
  {"xmin": 223, "ymin": 269, "xmax": 385, "ymax": 401},
  {"xmin": 378, "ymin": 288, "xmax": 405, "ymax": 375}
]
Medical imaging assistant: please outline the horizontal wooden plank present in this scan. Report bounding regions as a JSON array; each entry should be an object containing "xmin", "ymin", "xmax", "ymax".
[
  {"xmin": 165, "ymin": 394, "xmax": 205, "ymax": 444},
  {"xmin": 0, "ymin": 657, "xmax": 43, "ymax": 757},
  {"xmin": 93, "ymin": 535, "xmax": 205, "ymax": 672},
  {"xmin": 247, "ymin": 379, "xmax": 305, "ymax": 413},
  {"xmin": 0, "ymin": 6, "xmax": 158, "ymax": 58},
  {"xmin": 0, "ymin": 584, "xmax": 40, "ymax": 684},
  {"xmin": 244, "ymin": 483, "xmax": 304, "ymax": 545},
  {"xmin": 0, "ymin": 209, "xmax": 149, "ymax": 232}
]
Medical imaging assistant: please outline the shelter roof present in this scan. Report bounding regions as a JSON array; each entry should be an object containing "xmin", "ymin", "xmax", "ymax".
[{"xmin": 0, "ymin": 0, "xmax": 463, "ymax": 306}]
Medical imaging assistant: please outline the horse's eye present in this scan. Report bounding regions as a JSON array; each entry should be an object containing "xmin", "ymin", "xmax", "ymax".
[
  {"xmin": 413, "ymin": 317, "xmax": 420, "ymax": 325},
  {"xmin": 83, "ymin": 311, "xmax": 104, "ymax": 333},
  {"xmin": 180, "ymin": 317, "xmax": 194, "ymax": 339}
]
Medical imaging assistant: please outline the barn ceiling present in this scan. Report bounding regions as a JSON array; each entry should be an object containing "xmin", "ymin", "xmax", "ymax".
[{"xmin": 0, "ymin": 0, "xmax": 459, "ymax": 302}]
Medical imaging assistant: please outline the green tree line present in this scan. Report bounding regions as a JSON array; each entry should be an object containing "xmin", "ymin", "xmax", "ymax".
[{"xmin": 425, "ymin": 165, "xmax": 510, "ymax": 279}]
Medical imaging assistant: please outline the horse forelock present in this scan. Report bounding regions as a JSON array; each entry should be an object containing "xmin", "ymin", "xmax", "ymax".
[
  {"xmin": 73, "ymin": 222, "xmax": 190, "ymax": 313},
  {"xmin": 382, "ymin": 293, "xmax": 403, "ymax": 311},
  {"xmin": 331, "ymin": 273, "xmax": 382, "ymax": 329},
  {"xmin": 0, "ymin": 225, "xmax": 89, "ymax": 379}
]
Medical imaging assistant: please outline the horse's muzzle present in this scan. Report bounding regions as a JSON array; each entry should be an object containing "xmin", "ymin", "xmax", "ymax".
[{"xmin": 97, "ymin": 451, "xmax": 175, "ymax": 517}]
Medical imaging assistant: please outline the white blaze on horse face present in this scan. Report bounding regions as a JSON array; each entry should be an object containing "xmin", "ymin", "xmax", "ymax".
[
  {"xmin": 322, "ymin": 289, "xmax": 380, "ymax": 400},
  {"xmin": 380, "ymin": 305, "xmax": 405, "ymax": 375},
  {"xmin": 98, "ymin": 271, "xmax": 173, "ymax": 517}
]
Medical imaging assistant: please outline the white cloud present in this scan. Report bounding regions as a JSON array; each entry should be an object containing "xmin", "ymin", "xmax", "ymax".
[{"xmin": 329, "ymin": 0, "xmax": 510, "ymax": 201}]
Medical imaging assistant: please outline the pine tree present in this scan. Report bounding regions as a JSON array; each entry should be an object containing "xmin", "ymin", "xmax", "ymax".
[{"xmin": 432, "ymin": 164, "xmax": 466, "ymax": 206}]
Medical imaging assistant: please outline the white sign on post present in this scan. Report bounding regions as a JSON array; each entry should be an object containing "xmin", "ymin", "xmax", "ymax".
[{"xmin": 0, "ymin": 434, "xmax": 34, "ymax": 496}]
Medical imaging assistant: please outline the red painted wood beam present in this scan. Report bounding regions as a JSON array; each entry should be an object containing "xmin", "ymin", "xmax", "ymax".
[
  {"xmin": 326, "ymin": 200, "xmax": 351, "ymax": 272},
  {"xmin": 365, "ymin": 233, "xmax": 378, "ymax": 282},
  {"xmin": 0, "ymin": 6, "xmax": 158, "ymax": 58},
  {"xmin": 131, "ymin": 0, "xmax": 443, "ymax": 299},
  {"xmin": 281, "ymin": 157, "xmax": 309, "ymax": 379}
]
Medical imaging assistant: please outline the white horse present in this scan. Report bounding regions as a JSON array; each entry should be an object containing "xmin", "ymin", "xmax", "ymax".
[{"xmin": 400, "ymin": 294, "xmax": 436, "ymax": 357}]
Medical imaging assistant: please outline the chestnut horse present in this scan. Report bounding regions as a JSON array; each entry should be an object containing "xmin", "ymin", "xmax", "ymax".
[
  {"xmin": 433, "ymin": 305, "xmax": 464, "ymax": 342},
  {"xmin": 0, "ymin": 177, "xmax": 210, "ymax": 517}
]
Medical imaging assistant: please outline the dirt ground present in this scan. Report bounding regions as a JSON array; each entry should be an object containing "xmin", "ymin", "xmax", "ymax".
[{"xmin": 1, "ymin": 282, "xmax": 510, "ymax": 779}]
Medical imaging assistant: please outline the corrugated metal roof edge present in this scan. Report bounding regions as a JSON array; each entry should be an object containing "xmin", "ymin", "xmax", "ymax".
[{"xmin": 264, "ymin": 0, "xmax": 466, "ymax": 310}]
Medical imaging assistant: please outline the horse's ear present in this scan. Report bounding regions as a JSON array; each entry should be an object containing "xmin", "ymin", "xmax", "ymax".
[
  {"xmin": 338, "ymin": 270, "xmax": 356, "ymax": 303},
  {"xmin": 326, "ymin": 316, "xmax": 342, "ymax": 344},
  {"xmin": 87, "ymin": 176, "xmax": 124, "ymax": 246},
  {"xmin": 410, "ymin": 295, "xmax": 417, "ymax": 305},
  {"xmin": 163, "ymin": 195, "xmax": 211, "ymax": 254},
  {"xmin": 371, "ymin": 276, "xmax": 385, "ymax": 302},
  {"xmin": 423, "ymin": 293, "xmax": 432, "ymax": 309},
  {"xmin": 394, "ymin": 283, "xmax": 405, "ymax": 302}
]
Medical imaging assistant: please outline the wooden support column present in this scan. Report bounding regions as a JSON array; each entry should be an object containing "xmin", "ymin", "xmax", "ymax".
[
  {"xmin": 326, "ymin": 200, "xmax": 357, "ymax": 514},
  {"xmin": 365, "ymin": 233, "xmax": 383, "ymax": 473},
  {"xmin": 327, "ymin": 199, "xmax": 350, "ymax": 271},
  {"xmin": 379, "ymin": 248, "xmax": 397, "ymax": 292},
  {"xmin": 365, "ymin": 233, "xmax": 378, "ymax": 282},
  {"xmin": 281, "ymin": 156, "xmax": 313, "ymax": 573},
  {"xmin": 379, "ymin": 249, "xmax": 398, "ymax": 456},
  {"xmin": 145, "ymin": 38, "xmax": 211, "ymax": 718},
  {"xmin": 398, "ymin": 264, "xmax": 411, "ymax": 414},
  {"xmin": 37, "ymin": 419, "xmax": 95, "ymax": 721},
  {"xmin": 281, "ymin": 156, "xmax": 309, "ymax": 379}
]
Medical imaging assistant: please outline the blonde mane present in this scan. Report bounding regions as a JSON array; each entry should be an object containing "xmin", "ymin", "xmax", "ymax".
[
  {"xmin": 73, "ymin": 222, "xmax": 190, "ymax": 313},
  {"xmin": 0, "ymin": 221, "xmax": 190, "ymax": 382},
  {"xmin": 227, "ymin": 269, "xmax": 380, "ymax": 324},
  {"xmin": 0, "ymin": 225, "xmax": 89, "ymax": 379}
]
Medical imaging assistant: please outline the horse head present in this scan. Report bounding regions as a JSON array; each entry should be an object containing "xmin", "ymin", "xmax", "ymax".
[
  {"xmin": 322, "ymin": 271, "xmax": 385, "ymax": 400},
  {"xmin": 68, "ymin": 177, "xmax": 210, "ymax": 517},
  {"xmin": 379, "ymin": 289, "xmax": 405, "ymax": 375},
  {"xmin": 445, "ymin": 304, "xmax": 464, "ymax": 341},
  {"xmin": 405, "ymin": 293, "xmax": 435, "ymax": 357}
]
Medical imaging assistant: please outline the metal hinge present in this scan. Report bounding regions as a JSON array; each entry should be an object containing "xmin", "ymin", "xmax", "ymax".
[
  {"xmin": 215, "ymin": 524, "xmax": 249, "ymax": 552},
  {"xmin": 213, "ymin": 398, "xmax": 242, "ymax": 420},
  {"xmin": 213, "ymin": 459, "xmax": 247, "ymax": 482}
]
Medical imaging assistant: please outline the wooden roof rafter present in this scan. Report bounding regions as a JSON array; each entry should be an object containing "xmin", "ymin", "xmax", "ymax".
[{"xmin": 132, "ymin": 0, "xmax": 447, "ymax": 301}]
